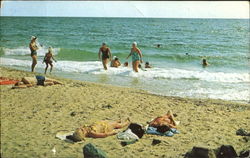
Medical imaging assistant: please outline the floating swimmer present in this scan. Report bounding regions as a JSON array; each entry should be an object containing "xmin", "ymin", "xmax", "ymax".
[{"xmin": 202, "ymin": 58, "xmax": 209, "ymax": 67}]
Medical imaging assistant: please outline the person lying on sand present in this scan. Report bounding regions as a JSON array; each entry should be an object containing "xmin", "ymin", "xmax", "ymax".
[
  {"xmin": 110, "ymin": 56, "xmax": 121, "ymax": 68},
  {"xmin": 70, "ymin": 118, "xmax": 130, "ymax": 142},
  {"xmin": 43, "ymin": 47, "xmax": 57, "ymax": 74},
  {"xmin": 13, "ymin": 76, "xmax": 62, "ymax": 88},
  {"xmin": 149, "ymin": 110, "xmax": 178, "ymax": 129}
]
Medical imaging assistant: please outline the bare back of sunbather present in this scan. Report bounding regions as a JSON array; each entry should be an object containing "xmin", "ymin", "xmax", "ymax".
[{"xmin": 149, "ymin": 111, "xmax": 177, "ymax": 128}]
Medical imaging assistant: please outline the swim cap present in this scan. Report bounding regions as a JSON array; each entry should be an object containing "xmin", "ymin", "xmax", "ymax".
[
  {"xmin": 102, "ymin": 42, "xmax": 106, "ymax": 46},
  {"xmin": 48, "ymin": 47, "xmax": 53, "ymax": 52},
  {"xmin": 31, "ymin": 36, "xmax": 37, "ymax": 40},
  {"xmin": 133, "ymin": 42, "xmax": 137, "ymax": 46}
]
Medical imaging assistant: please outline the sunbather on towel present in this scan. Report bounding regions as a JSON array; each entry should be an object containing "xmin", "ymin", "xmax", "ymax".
[
  {"xmin": 13, "ymin": 76, "xmax": 62, "ymax": 88},
  {"xmin": 149, "ymin": 110, "xmax": 178, "ymax": 129},
  {"xmin": 71, "ymin": 118, "xmax": 130, "ymax": 141}
]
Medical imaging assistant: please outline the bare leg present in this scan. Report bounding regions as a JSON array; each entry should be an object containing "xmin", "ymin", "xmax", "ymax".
[
  {"xmin": 134, "ymin": 60, "xmax": 140, "ymax": 72},
  {"xmin": 45, "ymin": 63, "xmax": 48, "ymax": 74},
  {"xmin": 49, "ymin": 63, "xmax": 53, "ymax": 73},
  {"xmin": 31, "ymin": 55, "xmax": 37, "ymax": 72},
  {"xmin": 111, "ymin": 118, "xmax": 130, "ymax": 129},
  {"xmin": 102, "ymin": 59, "xmax": 109, "ymax": 70}
]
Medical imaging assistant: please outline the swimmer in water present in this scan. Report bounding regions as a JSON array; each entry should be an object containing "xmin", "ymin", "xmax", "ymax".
[{"xmin": 202, "ymin": 58, "xmax": 209, "ymax": 67}]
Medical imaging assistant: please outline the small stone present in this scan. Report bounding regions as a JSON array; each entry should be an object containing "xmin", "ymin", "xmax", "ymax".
[
  {"xmin": 152, "ymin": 139, "xmax": 161, "ymax": 146},
  {"xmin": 70, "ymin": 112, "xmax": 76, "ymax": 116},
  {"xmin": 185, "ymin": 146, "xmax": 216, "ymax": 158},
  {"xmin": 216, "ymin": 145, "xmax": 238, "ymax": 158},
  {"xmin": 239, "ymin": 150, "xmax": 250, "ymax": 158}
]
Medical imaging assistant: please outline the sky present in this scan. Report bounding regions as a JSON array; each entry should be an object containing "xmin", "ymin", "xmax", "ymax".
[{"xmin": 0, "ymin": 1, "xmax": 249, "ymax": 19}]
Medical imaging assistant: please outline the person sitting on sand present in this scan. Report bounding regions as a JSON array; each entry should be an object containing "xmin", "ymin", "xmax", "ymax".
[
  {"xmin": 145, "ymin": 62, "xmax": 152, "ymax": 68},
  {"xmin": 149, "ymin": 110, "xmax": 178, "ymax": 129},
  {"xmin": 110, "ymin": 56, "xmax": 121, "ymax": 68},
  {"xmin": 70, "ymin": 118, "xmax": 131, "ymax": 141},
  {"xmin": 202, "ymin": 58, "xmax": 209, "ymax": 67},
  {"xmin": 13, "ymin": 76, "xmax": 62, "ymax": 88},
  {"xmin": 43, "ymin": 47, "xmax": 57, "ymax": 74},
  {"xmin": 29, "ymin": 36, "xmax": 39, "ymax": 72},
  {"xmin": 98, "ymin": 43, "xmax": 112, "ymax": 70},
  {"xmin": 124, "ymin": 61, "xmax": 129, "ymax": 67}
]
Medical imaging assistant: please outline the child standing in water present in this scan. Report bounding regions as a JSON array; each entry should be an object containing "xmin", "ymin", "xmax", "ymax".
[{"xmin": 43, "ymin": 47, "xmax": 57, "ymax": 74}]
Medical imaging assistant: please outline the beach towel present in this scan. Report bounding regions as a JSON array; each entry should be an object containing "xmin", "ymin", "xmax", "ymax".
[
  {"xmin": 55, "ymin": 130, "xmax": 75, "ymax": 143},
  {"xmin": 0, "ymin": 77, "xmax": 19, "ymax": 85},
  {"xmin": 146, "ymin": 126, "xmax": 180, "ymax": 137}
]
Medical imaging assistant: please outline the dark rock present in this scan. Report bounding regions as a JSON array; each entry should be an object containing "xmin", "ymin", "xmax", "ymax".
[
  {"xmin": 236, "ymin": 128, "xmax": 250, "ymax": 136},
  {"xmin": 216, "ymin": 145, "xmax": 238, "ymax": 158},
  {"xmin": 83, "ymin": 143, "xmax": 107, "ymax": 158},
  {"xmin": 102, "ymin": 105, "xmax": 113, "ymax": 109},
  {"xmin": 70, "ymin": 112, "xmax": 76, "ymax": 116},
  {"xmin": 152, "ymin": 139, "xmax": 161, "ymax": 146},
  {"xmin": 239, "ymin": 150, "xmax": 250, "ymax": 158},
  {"xmin": 243, "ymin": 136, "xmax": 250, "ymax": 142},
  {"xmin": 185, "ymin": 146, "xmax": 216, "ymax": 158}
]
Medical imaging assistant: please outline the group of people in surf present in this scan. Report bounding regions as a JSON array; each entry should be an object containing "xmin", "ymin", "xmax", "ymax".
[
  {"xmin": 98, "ymin": 42, "xmax": 152, "ymax": 72},
  {"xmin": 29, "ymin": 36, "xmax": 208, "ymax": 74}
]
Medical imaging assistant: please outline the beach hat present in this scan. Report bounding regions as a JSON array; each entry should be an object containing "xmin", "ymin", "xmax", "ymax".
[{"xmin": 31, "ymin": 36, "xmax": 37, "ymax": 40}]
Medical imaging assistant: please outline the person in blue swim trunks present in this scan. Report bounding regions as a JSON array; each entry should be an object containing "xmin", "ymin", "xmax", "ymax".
[{"xmin": 126, "ymin": 42, "xmax": 143, "ymax": 72}]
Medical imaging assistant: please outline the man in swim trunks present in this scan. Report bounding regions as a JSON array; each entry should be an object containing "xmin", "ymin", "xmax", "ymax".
[
  {"xmin": 29, "ymin": 36, "xmax": 39, "ymax": 72},
  {"xmin": 126, "ymin": 42, "xmax": 143, "ymax": 72},
  {"xmin": 98, "ymin": 43, "xmax": 112, "ymax": 70}
]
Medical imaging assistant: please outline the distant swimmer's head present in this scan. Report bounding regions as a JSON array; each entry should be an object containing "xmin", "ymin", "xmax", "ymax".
[
  {"xmin": 132, "ymin": 42, "xmax": 137, "ymax": 48},
  {"xmin": 157, "ymin": 44, "xmax": 161, "ymax": 48},
  {"xmin": 202, "ymin": 58, "xmax": 209, "ymax": 66},
  {"xmin": 31, "ymin": 36, "xmax": 37, "ymax": 41},
  {"xmin": 115, "ymin": 57, "xmax": 119, "ymax": 61},
  {"xmin": 145, "ymin": 62, "xmax": 149, "ymax": 65},
  {"xmin": 124, "ymin": 62, "xmax": 128, "ymax": 67},
  {"xmin": 113, "ymin": 56, "xmax": 117, "ymax": 60}
]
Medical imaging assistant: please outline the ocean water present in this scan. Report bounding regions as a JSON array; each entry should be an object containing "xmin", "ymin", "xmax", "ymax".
[{"xmin": 0, "ymin": 17, "xmax": 249, "ymax": 102}]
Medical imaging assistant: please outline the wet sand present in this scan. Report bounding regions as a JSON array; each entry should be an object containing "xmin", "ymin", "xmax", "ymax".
[{"xmin": 1, "ymin": 66, "xmax": 249, "ymax": 158}]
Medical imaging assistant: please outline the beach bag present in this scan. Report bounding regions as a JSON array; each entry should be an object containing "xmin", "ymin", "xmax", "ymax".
[{"xmin": 128, "ymin": 123, "xmax": 145, "ymax": 138}]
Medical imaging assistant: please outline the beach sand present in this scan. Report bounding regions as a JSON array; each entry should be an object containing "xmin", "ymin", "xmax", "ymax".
[{"xmin": 1, "ymin": 66, "xmax": 249, "ymax": 158}]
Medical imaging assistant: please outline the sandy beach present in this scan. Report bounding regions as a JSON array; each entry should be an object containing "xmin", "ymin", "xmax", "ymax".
[{"xmin": 1, "ymin": 66, "xmax": 249, "ymax": 158}]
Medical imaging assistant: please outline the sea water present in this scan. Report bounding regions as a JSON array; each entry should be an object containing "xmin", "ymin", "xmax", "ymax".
[{"xmin": 0, "ymin": 17, "xmax": 249, "ymax": 102}]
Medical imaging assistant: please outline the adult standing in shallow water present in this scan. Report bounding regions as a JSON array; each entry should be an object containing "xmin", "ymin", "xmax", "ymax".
[
  {"xmin": 29, "ymin": 36, "xmax": 39, "ymax": 72},
  {"xmin": 98, "ymin": 43, "xmax": 112, "ymax": 70},
  {"xmin": 126, "ymin": 42, "xmax": 143, "ymax": 72}
]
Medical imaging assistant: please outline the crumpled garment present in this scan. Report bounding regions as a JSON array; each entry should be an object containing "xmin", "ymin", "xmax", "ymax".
[
  {"xmin": 117, "ymin": 129, "xmax": 139, "ymax": 140},
  {"xmin": 146, "ymin": 126, "xmax": 180, "ymax": 137}
]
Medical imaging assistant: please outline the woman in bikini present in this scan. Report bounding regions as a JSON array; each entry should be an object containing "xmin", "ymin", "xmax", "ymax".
[
  {"xmin": 98, "ymin": 43, "xmax": 112, "ymax": 70},
  {"xmin": 149, "ymin": 110, "xmax": 178, "ymax": 129},
  {"xmin": 29, "ymin": 36, "xmax": 39, "ymax": 72},
  {"xmin": 126, "ymin": 42, "xmax": 143, "ymax": 72},
  {"xmin": 71, "ymin": 118, "xmax": 130, "ymax": 141},
  {"xmin": 43, "ymin": 47, "xmax": 57, "ymax": 74}
]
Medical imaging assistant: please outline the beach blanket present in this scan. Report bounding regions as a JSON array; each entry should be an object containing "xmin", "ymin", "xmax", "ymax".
[
  {"xmin": 0, "ymin": 77, "xmax": 19, "ymax": 85},
  {"xmin": 146, "ymin": 126, "xmax": 180, "ymax": 137}
]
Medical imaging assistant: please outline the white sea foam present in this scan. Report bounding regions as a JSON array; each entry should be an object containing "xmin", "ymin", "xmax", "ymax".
[
  {"xmin": 1, "ymin": 57, "xmax": 249, "ymax": 83},
  {"xmin": 2, "ymin": 47, "xmax": 60, "ymax": 56}
]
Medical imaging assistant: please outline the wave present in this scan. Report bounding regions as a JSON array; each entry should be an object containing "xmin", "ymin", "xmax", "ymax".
[
  {"xmin": 1, "ymin": 46, "xmax": 60, "ymax": 57},
  {"xmin": 1, "ymin": 57, "xmax": 249, "ymax": 83}
]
